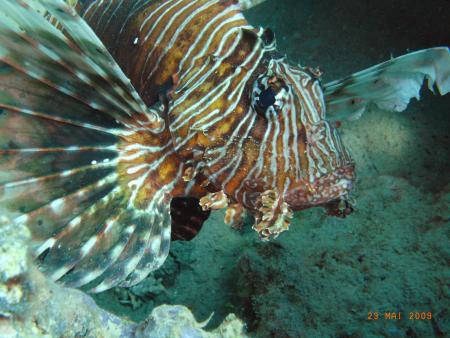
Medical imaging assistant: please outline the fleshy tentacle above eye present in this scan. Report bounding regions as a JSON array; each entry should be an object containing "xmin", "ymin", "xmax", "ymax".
[
  {"xmin": 323, "ymin": 47, "xmax": 450, "ymax": 121},
  {"xmin": 238, "ymin": 0, "xmax": 268, "ymax": 11},
  {"xmin": 0, "ymin": 0, "xmax": 172, "ymax": 292}
]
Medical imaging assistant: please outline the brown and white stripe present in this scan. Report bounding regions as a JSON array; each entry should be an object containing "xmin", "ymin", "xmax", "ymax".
[
  {"xmin": 78, "ymin": 0, "xmax": 353, "ymax": 210},
  {"xmin": 0, "ymin": 0, "xmax": 355, "ymax": 292}
]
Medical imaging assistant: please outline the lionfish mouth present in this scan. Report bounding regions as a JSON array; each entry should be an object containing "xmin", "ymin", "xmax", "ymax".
[{"xmin": 284, "ymin": 165, "xmax": 355, "ymax": 211}]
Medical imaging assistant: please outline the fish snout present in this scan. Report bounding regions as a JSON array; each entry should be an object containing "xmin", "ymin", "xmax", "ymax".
[{"xmin": 284, "ymin": 165, "xmax": 355, "ymax": 210}]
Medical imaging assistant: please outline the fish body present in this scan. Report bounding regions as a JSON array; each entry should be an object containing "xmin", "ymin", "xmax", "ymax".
[
  {"xmin": 0, "ymin": 0, "xmax": 448, "ymax": 292},
  {"xmin": 80, "ymin": 0, "xmax": 354, "ymax": 229}
]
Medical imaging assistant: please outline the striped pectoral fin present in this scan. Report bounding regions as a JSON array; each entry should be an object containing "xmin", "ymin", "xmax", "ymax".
[
  {"xmin": 0, "ymin": 0, "xmax": 162, "ymax": 130},
  {"xmin": 89, "ymin": 191, "xmax": 172, "ymax": 292},
  {"xmin": 34, "ymin": 190, "xmax": 172, "ymax": 292},
  {"xmin": 36, "ymin": 184, "xmax": 127, "ymax": 280},
  {"xmin": 118, "ymin": 196, "xmax": 172, "ymax": 289},
  {"xmin": 1, "ymin": 0, "xmax": 170, "ymax": 291},
  {"xmin": 323, "ymin": 47, "xmax": 450, "ymax": 121}
]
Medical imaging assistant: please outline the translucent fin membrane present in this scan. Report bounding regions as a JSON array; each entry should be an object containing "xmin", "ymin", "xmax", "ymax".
[
  {"xmin": 324, "ymin": 47, "xmax": 450, "ymax": 120},
  {"xmin": 0, "ymin": 0, "xmax": 170, "ymax": 292}
]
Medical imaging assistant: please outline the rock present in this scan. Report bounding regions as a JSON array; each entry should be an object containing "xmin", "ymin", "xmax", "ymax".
[
  {"xmin": 0, "ymin": 216, "xmax": 247, "ymax": 338},
  {"xmin": 136, "ymin": 305, "xmax": 247, "ymax": 338}
]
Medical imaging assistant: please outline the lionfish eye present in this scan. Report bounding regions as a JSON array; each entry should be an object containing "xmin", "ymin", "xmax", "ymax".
[
  {"xmin": 258, "ymin": 87, "xmax": 276, "ymax": 109},
  {"xmin": 252, "ymin": 75, "xmax": 280, "ymax": 117}
]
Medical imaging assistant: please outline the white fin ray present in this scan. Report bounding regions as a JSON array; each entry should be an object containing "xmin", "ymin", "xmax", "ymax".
[
  {"xmin": 324, "ymin": 47, "xmax": 450, "ymax": 121},
  {"xmin": 1, "ymin": 0, "xmax": 162, "ymax": 130},
  {"xmin": 89, "ymin": 189, "xmax": 172, "ymax": 293},
  {"xmin": 40, "ymin": 0, "xmax": 153, "ymax": 117},
  {"xmin": 0, "ymin": 0, "xmax": 172, "ymax": 292}
]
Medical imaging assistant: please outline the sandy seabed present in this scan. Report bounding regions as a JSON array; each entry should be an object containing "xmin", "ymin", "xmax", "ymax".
[{"xmin": 93, "ymin": 1, "xmax": 450, "ymax": 337}]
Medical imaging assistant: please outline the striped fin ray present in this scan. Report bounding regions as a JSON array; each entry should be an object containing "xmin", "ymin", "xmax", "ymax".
[
  {"xmin": 0, "ymin": 0, "xmax": 159, "ymax": 130},
  {"xmin": 324, "ymin": 47, "xmax": 450, "ymax": 121},
  {"xmin": 95, "ymin": 188, "xmax": 172, "ymax": 292},
  {"xmin": 40, "ymin": 0, "xmax": 155, "ymax": 120},
  {"xmin": 0, "ymin": 0, "xmax": 171, "ymax": 292}
]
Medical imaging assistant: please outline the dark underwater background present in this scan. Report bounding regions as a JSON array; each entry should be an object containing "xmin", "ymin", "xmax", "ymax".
[{"xmin": 92, "ymin": 1, "xmax": 450, "ymax": 337}]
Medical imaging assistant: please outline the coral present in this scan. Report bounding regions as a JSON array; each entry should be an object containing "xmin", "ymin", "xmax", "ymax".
[
  {"xmin": 136, "ymin": 305, "xmax": 245, "ymax": 338},
  {"xmin": 0, "ymin": 216, "xmax": 247, "ymax": 338}
]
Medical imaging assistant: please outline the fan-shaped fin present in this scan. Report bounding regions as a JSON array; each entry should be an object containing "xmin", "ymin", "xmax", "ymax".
[
  {"xmin": 0, "ymin": 0, "xmax": 172, "ymax": 292},
  {"xmin": 97, "ymin": 189, "xmax": 172, "ymax": 291},
  {"xmin": 323, "ymin": 47, "xmax": 450, "ymax": 121}
]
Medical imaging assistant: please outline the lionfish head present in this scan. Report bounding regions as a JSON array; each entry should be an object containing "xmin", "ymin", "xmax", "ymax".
[
  {"xmin": 249, "ymin": 56, "xmax": 355, "ymax": 211},
  {"xmin": 169, "ymin": 27, "xmax": 355, "ymax": 217}
]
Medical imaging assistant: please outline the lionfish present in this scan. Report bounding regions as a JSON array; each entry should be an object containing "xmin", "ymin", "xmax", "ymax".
[{"xmin": 0, "ymin": 0, "xmax": 448, "ymax": 292}]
